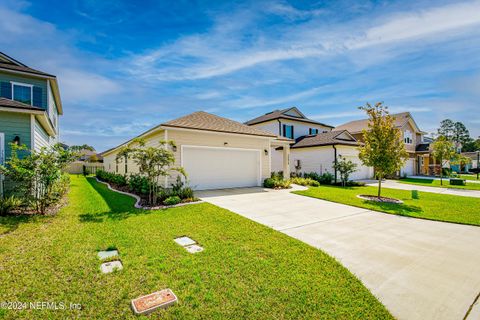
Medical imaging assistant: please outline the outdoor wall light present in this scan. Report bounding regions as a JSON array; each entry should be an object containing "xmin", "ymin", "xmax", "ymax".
[
  {"xmin": 264, "ymin": 149, "xmax": 268, "ymax": 156},
  {"xmin": 12, "ymin": 135, "xmax": 20, "ymax": 145},
  {"xmin": 172, "ymin": 145, "xmax": 177, "ymax": 152},
  {"xmin": 224, "ymin": 142, "xmax": 228, "ymax": 146}
]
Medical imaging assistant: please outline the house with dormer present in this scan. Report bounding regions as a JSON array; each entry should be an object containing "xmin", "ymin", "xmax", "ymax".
[
  {"xmin": 246, "ymin": 107, "xmax": 374, "ymax": 180},
  {"xmin": 0, "ymin": 52, "xmax": 62, "ymax": 164}
]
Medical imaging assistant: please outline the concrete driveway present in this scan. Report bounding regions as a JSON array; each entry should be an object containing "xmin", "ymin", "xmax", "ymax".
[{"xmin": 197, "ymin": 187, "xmax": 480, "ymax": 320}]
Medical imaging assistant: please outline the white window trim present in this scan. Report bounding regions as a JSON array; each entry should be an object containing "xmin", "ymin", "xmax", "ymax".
[
  {"xmin": 0, "ymin": 132, "xmax": 5, "ymax": 165},
  {"xmin": 11, "ymin": 81, "xmax": 33, "ymax": 106},
  {"xmin": 404, "ymin": 130, "xmax": 413, "ymax": 145}
]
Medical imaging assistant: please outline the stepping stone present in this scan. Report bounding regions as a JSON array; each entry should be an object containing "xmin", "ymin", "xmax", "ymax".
[
  {"xmin": 131, "ymin": 289, "xmax": 177, "ymax": 315},
  {"xmin": 184, "ymin": 244, "xmax": 204, "ymax": 254},
  {"xmin": 174, "ymin": 236, "xmax": 196, "ymax": 247},
  {"xmin": 98, "ymin": 250, "xmax": 119, "ymax": 260},
  {"xmin": 100, "ymin": 260, "xmax": 123, "ymax": 274}
]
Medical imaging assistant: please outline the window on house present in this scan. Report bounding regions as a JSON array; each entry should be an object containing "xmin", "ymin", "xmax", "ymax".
[
  {"xmin": 12, "ymin": 83, "xmax": 33, "ymax": 105},
  {"xmin": 282, "ymin": 124, "xmax": 294, "ymax": 139},
  {"xmin": 404, "ymin": 130, "xmax": 413, "ymax": 144},
  {"xmin": 309, "ymin": 128, "xmax": 319, "ymax": 135}
]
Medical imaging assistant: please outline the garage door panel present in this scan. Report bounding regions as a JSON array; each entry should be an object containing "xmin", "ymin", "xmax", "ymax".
[{"xmin": 183, "ymin": 147, "xmax": 260, "ymax": 190}]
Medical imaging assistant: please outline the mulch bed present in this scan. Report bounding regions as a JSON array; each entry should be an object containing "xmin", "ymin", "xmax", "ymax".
[{"xmin": 357, "ymin": 194, "xmax": 403, "ymax": 204}]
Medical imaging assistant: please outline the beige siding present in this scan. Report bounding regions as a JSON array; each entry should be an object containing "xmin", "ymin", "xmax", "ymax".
[
  {"xmin": 402, "ymin": 121, "xmax": 417, "ymax": 152},
  {"xmin": 102, "ymin": 128, "xmax": 271, "ymax": 187}
]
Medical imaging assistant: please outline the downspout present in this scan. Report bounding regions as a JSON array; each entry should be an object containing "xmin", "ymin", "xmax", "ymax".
[
  {"xmin": 277, "ymin": 119, "xmax": 282, "ymax": 136},
  {"xmin": 332, "ymin": 144, "xmax": 337, "ymax": 183}
]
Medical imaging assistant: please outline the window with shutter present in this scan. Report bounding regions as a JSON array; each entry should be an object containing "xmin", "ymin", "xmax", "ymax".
[
  {"xmin": 33, "ymin": 86, "xmax": 42, "ymax": 108},
  {"xmin": 0, "ymin": 82, "xmax": 12, "ymax": 99}
]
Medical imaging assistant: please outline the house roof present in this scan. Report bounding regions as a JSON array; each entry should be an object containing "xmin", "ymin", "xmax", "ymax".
[
  {"xmin": 245, "ymin": 107, "xmax": 334, "ymax": 128},
  {"xmin": 415, "ymin": 143, "xmax": 430, "ymax": 152},
  {"xmin": 0, "ymin": 61, "xmax": 55, "ymax": 78},
  {"xmin": 291, "ymin": 130, "xmax": 359, "ymax": 148},
  {"xmin": 0, "ymin": 52, "xmax": 63, "ymax": 114},
  {"xmin": 163, "ymin": 111, "xmax": 278, "ymax": 137},
  {"xmin": 335, "ymin": 112, "xmax": 417, "ymax": 134},
  {"xmin": 0, "ymin": 97, "xmax": 45, "ymax": 112},
  {"xmin": 102, "ymin": 111, "xmax": 290, "ymax": 156}
]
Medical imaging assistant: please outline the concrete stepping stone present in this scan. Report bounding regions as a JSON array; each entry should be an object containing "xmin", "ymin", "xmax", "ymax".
[
  {"xmin": 131, "ymin": 289, "xmax": 177, "ymax": 315},
  {"xmin": 100, "ymin": 260, "xmax": 123, "ymax": 274},
  {"xmin": 174, "ymin": 236, "xmax": 196, "ymax": 247},
  {"xmin": 184, "ymin": 244, "xmax": 204, "ymax": 254},
  {"xmin": 98, "ymin": 249, "xmax": 119, "ymax": 260}
]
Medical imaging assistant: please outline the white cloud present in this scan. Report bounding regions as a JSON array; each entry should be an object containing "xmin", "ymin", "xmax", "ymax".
[
  {"xmin": 127, "ymin": 1, "xmax": 480, "ymax": 81},
  {"xmin": 0, "ymin": 5, "xmax": 121, "ymax": 103}
]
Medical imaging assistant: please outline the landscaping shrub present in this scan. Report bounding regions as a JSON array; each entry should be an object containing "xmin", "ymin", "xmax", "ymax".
[
  {"xmin": 0, "ymin": 195, "xmax": 22, "ymax": 216},
  {"xmin": 163, "ymin": 195, "xmax": 181, "ymax": 206},
  {"xmin": 290, "ymin": 177, "xmax": 320, "ymax": 187},
  {"xmin": 128, "ymin": 174, "xmax": 150, "ymax": 195},
  {"xmin": 96, "ymin": 170, "xmax": 127, "ymax": 187},
  {"xmin": 264, "ymin": 177, "xmax": 291, "ymax": 189},
  {"xmin": 320, "ymin": 172, "xmax": 334, "ymax": 185},
  {"xmin": 303, "ymin": 172, "xmax": 320, "ymax": 181},
  {"xmin": 0, "ymin": 143, "xmax": 75, "ymax": 214},
  {"xmin": 271, "ymin": 171, "xmax": 284, "ymax": 180}
]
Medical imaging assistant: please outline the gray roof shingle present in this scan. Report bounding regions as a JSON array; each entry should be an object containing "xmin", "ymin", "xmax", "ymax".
[
  {"xmin": 245, "ymin": 107, "xmax": 334, "ymax": 128},
  {"xmin": 291, "ymin": 130, "xmax": 359, "ymax": 148}
]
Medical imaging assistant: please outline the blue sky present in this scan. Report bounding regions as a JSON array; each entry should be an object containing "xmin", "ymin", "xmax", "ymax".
[{"xmin": 1, "ymin": 0, "xmax": 480, "ymax": 151}]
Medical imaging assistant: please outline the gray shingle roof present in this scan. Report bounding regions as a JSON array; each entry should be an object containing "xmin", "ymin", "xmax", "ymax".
[
  {"xmin": 245, "ymin": 107, "xmax": 334, "ymax": 128},
  {"xmin": 335, "ymin": 112, "xmax": 411, "ymax": 133},
  {"xmin": 0, "ymin": 97, "xmax": 44, "ymax": 111},
  {"xmin": 0, "ymin": 61, "xmax": 55, "ymax": 78},
  {"xmin": 163, "ymin": 111, "xmax": 279, "ymax": 137},
  {"xmin": 291, "ymin": 130, "xmax": 359, "ymax": 148}
]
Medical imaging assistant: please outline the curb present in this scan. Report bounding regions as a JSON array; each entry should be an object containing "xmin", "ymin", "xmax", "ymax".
[{"xmin": 95, "ymin": 178, "xmax": 203, "ymax": 210}]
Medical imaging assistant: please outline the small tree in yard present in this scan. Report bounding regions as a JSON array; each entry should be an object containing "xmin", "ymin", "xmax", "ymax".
[
  {"xmin": 333, "ymin": 156, "xmax": 357, "ymax": 187},
  {"xmin": 358, "ymin": 102, "xmax": 408, "ymax": 197},
  {"xmin": 431, "ymin": 136, "xmax": 457, "ymax": 185},
  {"xmin": 0, "ymin": 143, "xmax": 76, "ymax": 214},
  {"xmin": 116, "ymin": 138, "xmax": 185, "ymax": 205}
]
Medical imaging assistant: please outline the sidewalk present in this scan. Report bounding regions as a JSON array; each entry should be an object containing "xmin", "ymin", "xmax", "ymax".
[
  {"xmin": 363, "ymin": 179, "xmax": 480, "ymax": 198},
  {"xmin": 408, "ymin": 175, "xmax": 480, "ymax": 184}
]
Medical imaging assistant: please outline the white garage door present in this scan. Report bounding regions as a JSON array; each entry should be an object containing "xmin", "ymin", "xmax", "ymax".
[
  {"xmin": 182, "ymin": 146, "xmax": 261, "ymax": 190},
  {"xmin": 343, "ymin": 156, "xmax": 372, "ymax": 180},
  {"xmin": 401, "ymin": 158, "xmax": 415, "ymax": 177}
]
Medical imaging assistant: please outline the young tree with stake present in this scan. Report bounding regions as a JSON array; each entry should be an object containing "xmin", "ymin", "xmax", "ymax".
[{"xmin": 358, "ymin": 102, "xmax": 408, "ymax": 197}]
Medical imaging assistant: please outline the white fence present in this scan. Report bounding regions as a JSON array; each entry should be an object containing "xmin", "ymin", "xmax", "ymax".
[{"xmin": 66, "ymin": 161, "xmax": 104, "ymax": 175}]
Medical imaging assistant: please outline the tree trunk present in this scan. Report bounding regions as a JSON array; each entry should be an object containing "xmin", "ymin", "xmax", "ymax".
[
  {"xmin": 440, "ymin": 158, "xmax": 443, "ymax": 186},
  {"xmin": 378, "ymin": 176, "xmax": 382, "ymax": 197}
]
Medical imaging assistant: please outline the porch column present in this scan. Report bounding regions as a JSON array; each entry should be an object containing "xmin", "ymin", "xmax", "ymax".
[{"xmin": 282, "ymin": 144, "xmax": 290, "ymax": 178}]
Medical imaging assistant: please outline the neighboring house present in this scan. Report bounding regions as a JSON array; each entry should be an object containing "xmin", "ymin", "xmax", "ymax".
[
  {"xmin": 451, "ymin": 151, "xmax": 480, "ymax": 173},
  {"xmin": 102, "ymin": 111, "xmax": 291, "ymax": 190},
  {"xmin": 246, "ymin": 107, "xmax": 373, "ymax": 180},
  {"xmin": 0, "ymin": 52, "xmax": 63, "ymax": 195},
  {"xmin": 336, "ymin": 112, "xmax": 430, "ymax": 176}
]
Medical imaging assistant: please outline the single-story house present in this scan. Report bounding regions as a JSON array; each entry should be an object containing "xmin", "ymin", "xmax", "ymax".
[{"xmin": 102, "ymin": 111, "xmax": 292, "ymax": 190}]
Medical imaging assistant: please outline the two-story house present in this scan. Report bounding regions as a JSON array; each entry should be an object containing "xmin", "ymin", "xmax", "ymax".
[
  {"xmin": 0, "ymin": 52, "xmax": 62, "ymax": 165},
  {"xmin": 336, "ymin": 112, "xmax": 430, "ymax": 176},
  {"xmin": 246, "ymin": 107, "xmax": 374, "ymax": 180}
]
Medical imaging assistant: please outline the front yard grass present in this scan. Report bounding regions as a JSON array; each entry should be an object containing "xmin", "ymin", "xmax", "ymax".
[
  {"xmin": 398, "ymin": 178, "xmax": 480, "ymax": 190},
  {"xmin": 0, "ymin": 175, "xmax": 392, "ymax": 319},
  {"xmin": 294, "ymin": 185, "xmax": 480, "ymax": 226},
  {"xmin": 459, "ymin": 174, "xmax": 480, "ymax": 181}
]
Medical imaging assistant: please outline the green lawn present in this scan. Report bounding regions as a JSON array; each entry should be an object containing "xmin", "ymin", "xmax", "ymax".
[
  {"xmin": 0, "ymin": 176, "xmax": 391, "ymax": 319},
  {"xmin": 398, "ymin": 178, "xmax": 480, "ymax": 190},
  {"xmin": 294, "ymin": 185, "xmax": 480, "ymax": 226},
  {"xmin": 459, "ymin": 174, "xmax": 480, "ymax": 181}
]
